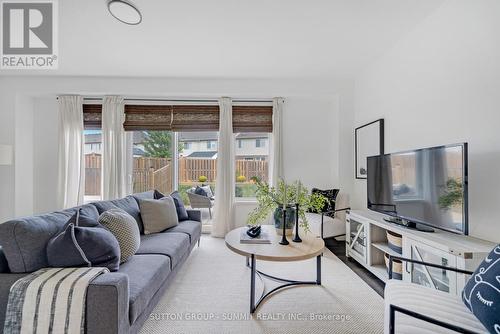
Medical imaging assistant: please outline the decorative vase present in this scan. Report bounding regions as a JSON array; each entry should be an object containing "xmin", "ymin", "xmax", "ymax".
[{"xmin": 274, "ymin": 206, "xmax": 295, "ymax": 236}]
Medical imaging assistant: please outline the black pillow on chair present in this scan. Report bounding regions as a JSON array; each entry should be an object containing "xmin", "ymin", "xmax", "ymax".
[
  {"xmin": 194, "ymin": 186, "xmax": 208, "ymax": 197},
  {"xmin": 311, "ymin": 188, "xmax": 340, "ymax": 218},
  {"xmin": 46, "ymin": 209, "xmax": 120, "ymax": 271}
]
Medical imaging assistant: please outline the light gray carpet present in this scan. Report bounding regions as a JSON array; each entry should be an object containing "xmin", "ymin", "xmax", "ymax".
[{"xmin": 141, "ymin": 236, "xmax": 384, "ymax": 334}]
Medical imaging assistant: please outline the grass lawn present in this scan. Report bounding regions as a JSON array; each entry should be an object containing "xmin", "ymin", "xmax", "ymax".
[{"xmin": 178, "ymin": 182, "xmax": 257, "ymax": 205}]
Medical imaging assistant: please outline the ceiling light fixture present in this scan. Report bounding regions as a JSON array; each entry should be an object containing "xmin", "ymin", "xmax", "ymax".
[{"xmin": 107, "ymin": 0, "xmax": 142, "ymax": 25}]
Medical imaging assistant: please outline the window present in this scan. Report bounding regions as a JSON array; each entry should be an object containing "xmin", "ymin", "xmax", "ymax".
[
  {"xmin": 237, "ymin": 139, "xmax": 242, "ymax": 148},
  {"xmin": 131, "ymin": 131, "xmax": 174, "ymax": 196},
  {"xmin": 178, "ymin": 132, "xmax": 218, "ymax": 209},
  {"xmin": 184, "ymin": 142, "xmax": 191, "ymax": 150},
  {"xmin": 207, "ymin": 140, "xmax": 216, "ymax": 150},
  {"xmin": 235, "ymin": 133, "xmax": 270, "ymax": 198},
  {"xmin": 84, "ymin": 129, "xmax": 102, "ymax": 203}
]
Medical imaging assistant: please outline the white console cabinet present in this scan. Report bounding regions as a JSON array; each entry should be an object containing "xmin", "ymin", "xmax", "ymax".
[{"xmin": 346, "ymin": 210, "xmax": 496, "ymax": 295}]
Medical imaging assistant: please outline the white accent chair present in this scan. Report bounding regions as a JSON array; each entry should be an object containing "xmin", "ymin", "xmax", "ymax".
[
  {"xmin": 305, "ymin": 192, "xmax": 349, "ymax": 239},
  {"xmin": 384, "ymin": 256, "xmax": 487, "ymax": 334},
  {"xmin": 187, "ymin": 188, "xmax": 214, "ymax": 219}
]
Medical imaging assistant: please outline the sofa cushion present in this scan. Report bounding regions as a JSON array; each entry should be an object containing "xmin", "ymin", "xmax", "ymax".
[
  {"xmin": 384, "ymin": 280, "xmax": 488, "ymax": 334},
  {"xmin": 462, "ymin": 244, "xmax": 500, "ymax": 333},
  {"xmin": 139, "ymin": 197, "xmax": 179, "ymax": 235},
  {"xmin": 137, "ymin": 232, "xmax": 190, "ymax": 269},
  {"xmin": 0, "ymin": 204, "xmax": 99, "ymax": 273},
  {"xmin": 165, "ymin": 220, "xmax": 201, "ymax": 245},
  {"xmin": 117, "ymin": 254, "xmax": 171, "ymax": 324},
  {"xmin": 92, "ymin": 196, "xmax": 145, "ymax": 234}
]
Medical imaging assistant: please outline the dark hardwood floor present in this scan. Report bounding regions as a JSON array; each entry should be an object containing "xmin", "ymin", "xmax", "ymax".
[{"xmin": 324, "ymin": 237, "xmax": 385, "ymax": 297}]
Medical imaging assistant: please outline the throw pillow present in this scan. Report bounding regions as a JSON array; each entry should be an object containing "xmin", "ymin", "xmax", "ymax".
[
  {"xmin": 67, "ymin": 207, "xmax": 100, "ymax": 227},
  {"xmin": 154, "ymin": 189, "xmax": 165, "ymax": 200},
  {"xmin": 462, "ymin": 244, "xmax": 500, "ymax": 333},
  {"xmin": 170, "ymin": 191, "xmax": 189, "ymax": 221},
  {"xmin": 201, "ymin": 185, "xmax": 213, "ymax": 198},
  {"xmin": 99, "ymin": 209, "xmax": 140, "ymax": 263},
  {"xmin": 47, "ymin": 209, "xmax": 120, "ymax": 271},
  {"xmin": 311, "ymin": 188, "xmax": 340, "ymax": 218},
  {"xmin": 194, "ymin": 186, "xmax": 208, "ymax": 197},
  {"xmin": 139, "ymin": 197, "xmax": 179, "ymax": 234}
]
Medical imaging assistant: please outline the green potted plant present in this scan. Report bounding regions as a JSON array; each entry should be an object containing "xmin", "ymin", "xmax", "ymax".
[{"xmin": 247, "ymin": 178, "xmax": 327, "ymax": 235}]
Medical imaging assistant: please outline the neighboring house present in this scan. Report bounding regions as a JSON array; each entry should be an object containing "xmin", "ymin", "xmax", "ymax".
[
  {"xmin": 179, "ymin": 132, "xmax": 269, "ymax": 161},
  {"xmin": 84, "ymin": 131, "xmax": 146, "ymax": 157}
]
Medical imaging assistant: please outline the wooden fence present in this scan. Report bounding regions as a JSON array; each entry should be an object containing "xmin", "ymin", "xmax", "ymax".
[{"xmin": 85, "ymin": 154, "xmax": 267, "ymax": 195}]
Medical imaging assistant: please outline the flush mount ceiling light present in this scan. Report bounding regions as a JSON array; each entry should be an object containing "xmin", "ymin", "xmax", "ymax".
[{"xmin": 108, "ymin": 0, "xmax": 142, "ymax": 25}]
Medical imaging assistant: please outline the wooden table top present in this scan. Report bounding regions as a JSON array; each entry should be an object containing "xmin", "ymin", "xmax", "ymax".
[{"xmin": 225, "ymin": 225, "xmax": 325, "ymax": 261}]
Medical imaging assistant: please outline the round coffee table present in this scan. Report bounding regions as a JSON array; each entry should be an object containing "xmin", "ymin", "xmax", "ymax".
[{"xmin": 225, "ymin": 225, "xmax": 325, "ymax": 313}]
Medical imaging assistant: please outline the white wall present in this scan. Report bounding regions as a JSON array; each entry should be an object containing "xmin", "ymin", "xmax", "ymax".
[
  {"xmin": 349, "ymin": 0, "xmax": 500, "ymax": 242},
  {"xmin": 0, "ymin": 76, "xmax": 343, "ymax": 228}
]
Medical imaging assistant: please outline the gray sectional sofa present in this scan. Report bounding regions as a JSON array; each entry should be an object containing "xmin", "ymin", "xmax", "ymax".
[{"xmin": 0, "ymin": 191, "xmax": 202, "ymax": 334}]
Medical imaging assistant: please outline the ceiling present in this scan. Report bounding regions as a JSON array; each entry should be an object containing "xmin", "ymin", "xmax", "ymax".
[{"xmin": 2, "ymin": 0, "xmax": 444, "ymax": 79}]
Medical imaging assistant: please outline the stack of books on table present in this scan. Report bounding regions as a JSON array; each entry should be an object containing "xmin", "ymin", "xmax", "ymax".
[{"xmin": 240, "ymin": 229, "xmax": 272, "ymax": 244}]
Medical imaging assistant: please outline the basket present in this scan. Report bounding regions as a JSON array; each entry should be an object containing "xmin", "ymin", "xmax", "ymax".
[
  {"xmin": 386, "ymin": 230, "xmax": 402, "ymax": 254},
  {"xmin": 384, "ymin": 253, "xmax": 402, "ymax": 280}
]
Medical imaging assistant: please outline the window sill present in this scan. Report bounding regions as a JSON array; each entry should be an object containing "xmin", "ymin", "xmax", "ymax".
[{"xmin": 234, "ymin": 198, "xmax": 258, "ymax": 204}]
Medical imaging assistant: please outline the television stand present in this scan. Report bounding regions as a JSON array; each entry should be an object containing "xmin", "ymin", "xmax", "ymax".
[
  {"xmin": 346, "ymin": 210, "xmax": 495, "ymax": 296},
  {"xmin": 383, "ymin": 217, "xmax": 434, "ymax": 233}
]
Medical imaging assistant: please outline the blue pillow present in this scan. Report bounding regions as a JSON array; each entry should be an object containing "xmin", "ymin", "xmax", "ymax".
[
  {"xmin": 47, "ymin": 209, "xmax": 120, "ymax": 271},
  {"xmin": 195, "ymin": 186, "xmax": 208, "ymax": 197},
  {"xmin": 170, "ymin": 191, "xmax": 189, "ymax": 221},
  {"xmin": 462, "ymin": 244, "xmax": 500, "ymax": 333}
]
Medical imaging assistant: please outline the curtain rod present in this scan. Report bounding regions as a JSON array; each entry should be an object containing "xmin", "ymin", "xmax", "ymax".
[{"xmin": 57, "ymin": 97, "xmax": 275, "ymax": 103}]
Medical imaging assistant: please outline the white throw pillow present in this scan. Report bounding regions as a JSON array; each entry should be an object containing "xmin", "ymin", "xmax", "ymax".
[{"xmin": 139, "ymin": 197, "xmax": 179, "ymax": 235}]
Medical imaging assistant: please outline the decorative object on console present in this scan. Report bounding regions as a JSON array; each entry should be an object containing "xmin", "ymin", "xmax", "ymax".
[
  {"xmin": 462, "ymin": 244, "xmax": 500, "ymax": 333},
  {"xmin": 98, "ymin": 208, "xmax": 140, "ymax": 263},
  {"xmin": 355, "ymin": 118, "xmax": 384, "ymax": 179},
  {"xmin": 384, "ymin": 253, "xmax": 402, "ymax": 280},
  {"xmin": 386, "ymin": 230, "xmax": 402, "ymax": 254},
  {"xmin": 247, "ymin": 178, "xmax": 327, "ymax": 236}
]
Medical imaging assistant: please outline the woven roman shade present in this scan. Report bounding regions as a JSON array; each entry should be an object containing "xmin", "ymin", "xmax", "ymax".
[{"xmin": 83, "ymin": 104, "xmax": 273, "ymax": 132}]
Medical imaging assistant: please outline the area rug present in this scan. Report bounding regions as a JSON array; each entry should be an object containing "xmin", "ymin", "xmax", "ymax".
[{"xmin": 140, "ymin": 236, "xmax": 384, "ymax": 334}]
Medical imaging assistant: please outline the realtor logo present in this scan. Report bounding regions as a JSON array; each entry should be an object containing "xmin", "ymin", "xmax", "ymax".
[{"xmin": 1, "ymin": 0, "xmax": 58, "ymax": 69}]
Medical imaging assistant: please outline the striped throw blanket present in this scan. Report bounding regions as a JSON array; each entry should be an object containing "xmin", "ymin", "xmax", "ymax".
[{"xmin": 3, "ymin": 267, "xmax": 109, "ymax": 334}]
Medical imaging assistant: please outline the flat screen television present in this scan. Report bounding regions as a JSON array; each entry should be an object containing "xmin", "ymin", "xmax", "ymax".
[{"xmin": 367, "ymin": 143, "xmax": 468, "ymax": 234}]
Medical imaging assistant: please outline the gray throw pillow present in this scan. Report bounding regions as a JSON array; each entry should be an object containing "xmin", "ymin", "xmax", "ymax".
[
  {"xmin": 99, "ymin": 209, "xmax": 140, "ymax": 263},
  {"xmin": 139, "ymin": 197, "xmax": 179, "ymax": 235},
  {"xmin": 47, "ymin": 209, "xmax": 120, "ymax": 271}
]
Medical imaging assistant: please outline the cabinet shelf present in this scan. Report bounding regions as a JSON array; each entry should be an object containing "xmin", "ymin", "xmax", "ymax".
[{"xmin": 371, "ymin": 242, "xmax": 401, "ymax": 257}]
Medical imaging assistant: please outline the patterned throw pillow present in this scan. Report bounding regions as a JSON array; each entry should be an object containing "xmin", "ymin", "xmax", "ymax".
[
  {"xmin": 311, "ymin": 188, "xmax": 340, "ymax": 218},
  {"xmin": 462, "ymin": 244, "xmax": 500, "ymax": 333},
  {"xmin": 99, "ymin": 209, "xmax": 140, "ymax": 263}
]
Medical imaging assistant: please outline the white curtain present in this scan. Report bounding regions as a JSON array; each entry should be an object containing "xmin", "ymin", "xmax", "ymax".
[
  {"xmin": 212, "ymin": 97, "xmax": 235, "ymax": 238},
  {"xmin": 270, "ymin": 97, "xmax": 284, "ymax": 187},
  {"xmin": 102, "ymin": 96, "xmax": 133, "ymax": 200},
  {"xmin": 57, "ymin": 95, "xmax": 85, "ymax": 209}
]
